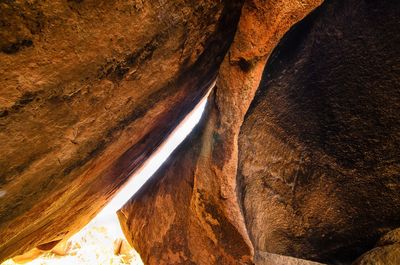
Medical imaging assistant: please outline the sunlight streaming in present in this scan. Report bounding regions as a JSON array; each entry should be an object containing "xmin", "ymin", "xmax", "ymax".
[{"xmin": 1, "ymin": 83, "xmax": 213, "ymax": 265}]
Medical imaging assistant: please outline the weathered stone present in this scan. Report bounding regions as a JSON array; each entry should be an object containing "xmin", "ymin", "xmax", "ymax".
[
  {"xmin": 118, "ymin": 0, "xmax": 322, "ymax": 264},
  {"xmin": 377, "ymin": 228, "xmax": 400, "ymax": 247},
  {"xmin": 238, "ymin": 0, "xmax": 400, "ymax": 263},
  {"xmin": 256, "ymin": 252, "xmax": 326, "ymax": 265},
  {"xmin": 353, "ymin": 228, "xmax": 400, "ymax": 265},
  {"xmin": 118, "ymin": 100, "xmax": 252, "ymax": 264},
  {"xmin": 0, "ymin": 0, "xmax": 242, "ymax": 261},
  {"xmin": 352, "ymin": 244, "xmax": 400, "ymax": 265}
]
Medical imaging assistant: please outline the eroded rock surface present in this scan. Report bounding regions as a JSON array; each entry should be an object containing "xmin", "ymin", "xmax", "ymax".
[
  {"xmin": 238, "ymin": 0, "xmax": 400, "ymax": 263},
  {"xmin": 118, "ymin": 0, "xmax": 322, "ymax": 264},
  {"xmin": 118, "ymin": 100, "xmax": 252, "ymax": 264},
  {"xmin": 0, "ymin": 0, "xmax": 241, "ymax": 261},
  {"xmin": 353, "ymin": 228, "xmax": 400, "ymax": 265},
  {"xmin": 353, "ymin": 245, "xmax": 400, "ymax": 265},
  {"xmin": 256, "ymin": 252, "xmax": 326, "ymax": 265}
]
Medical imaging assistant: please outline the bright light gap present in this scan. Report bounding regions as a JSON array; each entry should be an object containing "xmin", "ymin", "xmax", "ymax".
[
  {"xmin": 3, "ymin": 81, "xmax": 214, "ymax": 265},
  {"xmin": 97, "ymin": 80, "xmax": 214, "ymax": 220}
]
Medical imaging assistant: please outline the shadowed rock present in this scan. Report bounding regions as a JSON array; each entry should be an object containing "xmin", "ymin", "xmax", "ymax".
[
  {"xmin": 353, "ymin": 228, "xmax": 400, "ymax": 265},
  {"xmin": 238, "ymin": 0, "xmax": 400, "ymax": 263}
]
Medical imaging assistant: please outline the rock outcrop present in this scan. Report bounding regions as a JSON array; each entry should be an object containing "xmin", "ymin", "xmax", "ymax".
[
  {"xmin": 118, "ymin": 0, "xmax": 322, "ymax": 264},
  {"xmin": 0, "ymin": 0, "xmax": 242, "ymax": 261},
  {"xmin": 238, "ymin": 0, "xmax": 400, "ymax": 263}
]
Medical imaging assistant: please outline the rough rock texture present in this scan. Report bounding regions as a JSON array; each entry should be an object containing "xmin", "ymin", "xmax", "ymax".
[
  {"xmin": 377, "ymin": 228, "xmax": 400, "ymax": 247},
  {"xmin": 0, "ymin": 0, "xmax": 243, "ymax": 261},
  {"xmin": 118, "ymin": 0, "xmax": 322, "ymax": 264},
  {"xmin": 238, "ymin": 0, "xmax": 400, "ymax": 263},
  {"xmin": 353, "ymin": 228, "xmax": 400, "ymax": 265},
  {"xmin": 256, "ymin": 252, "xmax": 326, "ymax": 265},
  {"xmin": 118, "ymin": 100, "xmax": 253, "ymax": 265},
  {"xmin": 352, "ymin": 245, "xmax": 400, "ymax": 265}
]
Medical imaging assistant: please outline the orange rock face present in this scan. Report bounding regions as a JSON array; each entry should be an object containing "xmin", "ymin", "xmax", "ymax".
[
  {"xmin": 118, "ymin": 0, "xmax": 322, "ymax": 264},
  {"xmin": 0, "ymin": 0, "xmax": 242, "ymax": 261},
  {"xmin": 4, "ymin": 0, "xmax": 398, "ymax": 264}
]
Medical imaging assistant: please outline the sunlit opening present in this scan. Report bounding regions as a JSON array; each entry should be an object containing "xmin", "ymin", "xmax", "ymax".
[{"xmin": 2, "ymin": 83, "xmax": 213, "ymax": 265}]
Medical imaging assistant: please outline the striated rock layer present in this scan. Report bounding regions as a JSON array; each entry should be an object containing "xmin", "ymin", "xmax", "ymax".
[
  {"xmin": 0, "ymin": 0, "xmax": 242, "ymax": 261},
  {"xmin": 238, "ymin": 0, "xmax": 400, "ymax": 263},
  {"xmin": 118, "ymin": 0, "xmax": 322, "ymax": 264}
]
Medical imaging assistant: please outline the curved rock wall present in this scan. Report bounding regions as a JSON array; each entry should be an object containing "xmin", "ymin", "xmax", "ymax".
[
  {"xmin": 3, "ymin": 0, "xmax": 398, "ymax": 264},
  {"xmin": 0, "ymin": 0, "xmax": 241, "ymax": 261},
  {"xmin": 238, "ymin": 0, "xmax": 400, "ymax": 263},
  {"xmin": 118, "ymin": 0, "xmax": 322, "ymax": 264},
  {"xmin": 118, "ymin": 99, "xmax": 253, "ymax": 264}
]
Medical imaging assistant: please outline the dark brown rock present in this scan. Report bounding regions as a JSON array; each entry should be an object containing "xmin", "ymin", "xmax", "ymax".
[
  {"xmin": 352, "ymin": 244, "xmax": 400, "ymax": 265},
  {"xmin": 353, "ymin": 228, "xmax": 400, "ymax": 265},
  {"xmin": 377, "ymin": 228, "xmax": 400, "ymax": 247},
  {"xmin": 238, "ymin": 0, "xmax": 400, "ymax": 263},
  {"xmin": 118, "ymin": 0, "xmax": 322, "ymax": 264},
  {"xmin": 0, "ymin": 0, "xmax": 242, "ymax": 261}
]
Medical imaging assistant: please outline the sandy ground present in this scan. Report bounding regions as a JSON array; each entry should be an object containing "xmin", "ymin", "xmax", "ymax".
[{"xmin": 1, "ymin": 214, "xmax": 143, "ymax": 265}]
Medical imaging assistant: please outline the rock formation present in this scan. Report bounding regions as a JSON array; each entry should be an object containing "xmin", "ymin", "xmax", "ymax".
[
  {"xmin": 238, "ymin": 0, "xmax": 400, "ymax": 263},
  {"xmin": 256, "ymin": 252, "xmax": 326, "ymax": 265},
  {"xmin": 353, "ymin": 228, "xmax": 400, "ymax": 265},
  {"xmin": 118, "ymin": 0, "xmax": 322, "ymax": 264},
  {"xmin": 1, "ymin": 0, "xmax": 400, "ymax": 264},
  {"xmin": 118, "ymin": 99, "xmax": 253, "ymax": 264},
  {"xmin": 0, "ymin": 0, "xmax": 242, "ymax": 261}
]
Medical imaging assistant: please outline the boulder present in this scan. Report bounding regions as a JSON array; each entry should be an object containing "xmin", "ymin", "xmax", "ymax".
[
  {"xmin": 0, "ymin": 0, "xmax": 241, "ymax": 261},
  {"xmin": 352, "ymin": 244, "xmax": 400, "ymax": 265},
  {"xmin": 353, "ymin": 228, "xmax": 400, "ymax": 265},
  {"xmin": 238, "ymin": 0, "xmax": 400, "ymax": 263}
]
